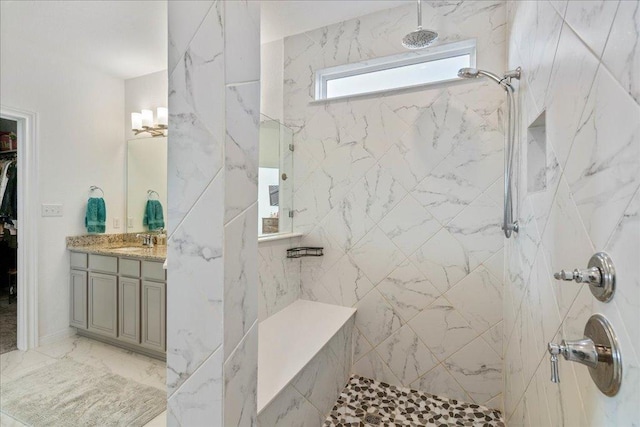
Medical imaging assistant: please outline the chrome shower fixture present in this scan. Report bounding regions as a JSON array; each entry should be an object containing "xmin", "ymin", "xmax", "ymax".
[
  {"xmin": 458, "ymin": 66, "xmax": 522, "ymax": 238},
  {"xmin": 402, "ymin": 0, "xmax": 438, "ymax": 49},
  {"xmin": 457, "ymin": 67, "xmax": 521, "ymax": 88}
]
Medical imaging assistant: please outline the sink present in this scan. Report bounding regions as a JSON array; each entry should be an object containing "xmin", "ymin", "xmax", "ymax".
[{"xmin": 110, "ymin": 246, "xmax": 148, "ymax": 253}]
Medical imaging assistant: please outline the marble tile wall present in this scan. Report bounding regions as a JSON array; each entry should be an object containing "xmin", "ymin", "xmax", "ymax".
[
  {"xmin": 258, "ymin": 237, "xmax": 301, "ymax": 321},
  {"xmin": 505, "ymin": 0, "xmax": 639, "ymax": 425},
  {"xmin": 283, "ymin": 1, "xmax": 507, "ymax": 409},
  {"xmin": 166, "ymin": 1, "xmax": 260, "ymax": 425}
]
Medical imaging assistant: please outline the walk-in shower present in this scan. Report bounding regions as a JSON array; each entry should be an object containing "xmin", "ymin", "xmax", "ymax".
[{"xmin": 457, "ymin": 67, "xmax": 521, "ymax": 238}]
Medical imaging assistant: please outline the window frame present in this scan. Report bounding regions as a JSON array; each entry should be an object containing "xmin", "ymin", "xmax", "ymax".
[{"xmin": 314, "ymin": 39, "xmax": 477, "ymax": 101}]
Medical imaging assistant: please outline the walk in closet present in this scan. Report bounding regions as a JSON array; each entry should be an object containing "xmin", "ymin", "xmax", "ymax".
[{"xmin": 0, "ymin": 116, "xmax": 18, "ymax": 354}]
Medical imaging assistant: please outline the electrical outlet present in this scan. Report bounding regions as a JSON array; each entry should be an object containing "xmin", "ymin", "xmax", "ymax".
[
  {"xmin": 127, "ymin": 217, "xmax": 133, "ymax": 228},
  {"xmin": 113, "ymin": 218, "xmax": 120, "ymax": 229},
  {"xmin": 41, "ymin": 204, "xmax": 63, "ymax": 217}
]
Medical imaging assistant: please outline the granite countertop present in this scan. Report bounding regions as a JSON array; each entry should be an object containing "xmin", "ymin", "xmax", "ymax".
[
  {"xmin": 69, "ymin": 244, "xmax": 167, "ymax": 262},
  {"xmin": 66, "ymin": 233, "xmax": 167, "ymax": 262}
]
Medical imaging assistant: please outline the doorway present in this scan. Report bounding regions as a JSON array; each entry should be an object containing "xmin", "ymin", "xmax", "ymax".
[{"xmin": 0, "ymin": 106, "xmax": 38, "ymax": 352}]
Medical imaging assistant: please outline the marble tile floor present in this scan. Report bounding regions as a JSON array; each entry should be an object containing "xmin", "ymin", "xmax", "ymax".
[
  {"xmin": 0, "ymin": 335, "xmax": 167, "ymax": 427},
  {"xmin": 324, "ymin": 375, "xmax": 505, "ymax": 427}
]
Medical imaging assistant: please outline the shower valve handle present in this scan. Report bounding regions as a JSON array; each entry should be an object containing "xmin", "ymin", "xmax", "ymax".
[
  {"xmin": 554, "ymin": 267, "xmax": 602, "ymax": 286},
  {"xmin": 548, "ymin": 338, "xmax": 599, "ymax": 384},
  {"xmin": 552, "ymin": 253, "xmax": 616, "ymax": 303},
  {"xmin": 548, "ymin": 343, "xmax": 561, "ymax": 383}
]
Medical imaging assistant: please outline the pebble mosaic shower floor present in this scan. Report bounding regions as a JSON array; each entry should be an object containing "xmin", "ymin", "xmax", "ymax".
[{"xmin": 324, "ymin": 375, "xmax": 505, "ymax": 427}]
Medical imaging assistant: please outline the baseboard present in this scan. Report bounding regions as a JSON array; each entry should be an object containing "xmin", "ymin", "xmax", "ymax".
[
  {"xmin": 38, "ymin": 327, "xmax": 76, "ymax": 346},
  {"xmin": 76, "ymin": 330, "xmax": 166, "ymax": 361}
]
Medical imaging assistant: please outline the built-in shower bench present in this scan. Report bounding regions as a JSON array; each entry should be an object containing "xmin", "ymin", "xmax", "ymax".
[{"xmin": 257, "ymin": 299, "xmax": 356, "ymax": 423}]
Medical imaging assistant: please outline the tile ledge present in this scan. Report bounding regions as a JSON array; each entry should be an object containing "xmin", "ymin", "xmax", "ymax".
[{"xmin": 258, "ymin": 232, "xmax": 303, "ymax": 243}]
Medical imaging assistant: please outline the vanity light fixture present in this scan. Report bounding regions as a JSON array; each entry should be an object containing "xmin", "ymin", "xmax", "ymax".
[{"xmin": 131, "ymin": 107, "xmax": 168, "ymax": 137}]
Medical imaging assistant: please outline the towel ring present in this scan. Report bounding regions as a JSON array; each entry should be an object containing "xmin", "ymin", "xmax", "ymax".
[
  {"xmin": 147, "ymin": 189, "xmax": 160, "ymax": 200},
  {"xmin": 89, "ymin": 185, "xmax": 104, "ymax": 197}
]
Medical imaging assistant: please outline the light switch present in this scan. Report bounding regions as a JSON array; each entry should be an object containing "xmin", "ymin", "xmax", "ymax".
[
  {"xmin": 41, "ymin": 204, "xmax": 63, "ymax": 217},
  {"xmin": 127, "ymin": 217, "xmax": 134, "ymax": 228},
  {"xmin": 113, "ymin": 218, "xmax": 120, "ymax": 229}
]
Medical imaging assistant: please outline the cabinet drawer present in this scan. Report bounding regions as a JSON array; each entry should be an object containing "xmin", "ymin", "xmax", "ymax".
[
  {"xmin": 70, "ymin": 252, "xmax": 88, "ymax": 269},
  {"xmin": 142, "ymin": 261, "xmax": 165, "ymax": 281},
  {"xmin": 120, "ymin": 259, "xmax": 141, "ymax": 277},
  {"xmin": 88, "ymin": 254, "xmax": 118, "ymax": 274}
]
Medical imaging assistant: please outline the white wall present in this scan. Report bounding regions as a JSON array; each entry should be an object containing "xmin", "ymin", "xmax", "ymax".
[
  {"xmin": 124, "ymin": 70, "xmax": 168, "ymax": 140},
  {"xmin": 505, "ymin": 0, "xmax": 639, "ymax": 424},
  {"xmin": 0, "ymin": 36, "xmax": 125, "ymax": 341},
  {"xmin": 260, "ymin": 39, "xmax": 283, "ymax": 121}
]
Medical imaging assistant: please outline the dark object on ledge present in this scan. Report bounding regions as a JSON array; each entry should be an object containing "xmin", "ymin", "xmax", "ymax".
[{"xmin": 287, "ymin": 247, "xmax": 324, "ymax": 259}]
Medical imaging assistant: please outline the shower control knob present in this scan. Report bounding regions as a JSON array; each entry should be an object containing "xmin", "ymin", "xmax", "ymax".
[
  {"xmin": 554, "ymin": 268, "xmax": 601, "ymax": 284},
  {"xmin": 552, "ymin": 252, "xmax": 615, "ymax": 302},
  {"xmin": 547, "ymin": 315, "xmax": 622, "ymax": 396},
  {"xmin": 548, "ymin": 343, "xmax": 561, "ymax": 383}
]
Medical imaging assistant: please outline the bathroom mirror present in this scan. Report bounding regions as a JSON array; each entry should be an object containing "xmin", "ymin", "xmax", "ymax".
[
  {"xmin": 126, "ymin": 137, "xmax": 167, "ymax": 233},
  {"xmin": 259, "ymin": 115, "xmax": 293, "ymax": 236}
]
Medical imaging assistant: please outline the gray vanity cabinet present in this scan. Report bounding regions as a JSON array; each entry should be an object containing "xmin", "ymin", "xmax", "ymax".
[
  {"xmin": 141, "ymin": 280, "xmax": 166, "ymax": 352},
  {"xmin": 70, "ymin": 252, "xmax": 89, "ymax": 329},
  {"xmin": 88, "ymin": 272, "xmax": 118, "ymax": 338},
  {"xmin": 69, "ymin": 269, "xmax": 88, "ymax": 329},
  {"xmin": 118, "ymin": 277, "xmax": 140, "ymax": 344},
  {"xmin": 69, "ymin": 252, "xmax": 166, "ymax": 359}
]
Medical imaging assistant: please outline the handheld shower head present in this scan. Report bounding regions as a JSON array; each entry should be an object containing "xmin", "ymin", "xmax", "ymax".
[
  {"xmin": 457, "ymin": 68, "xmax": 480, "ymax": 79},
  {"xmin": 457, "ymin": 67, "xmax": 504, "ymax": 85}
]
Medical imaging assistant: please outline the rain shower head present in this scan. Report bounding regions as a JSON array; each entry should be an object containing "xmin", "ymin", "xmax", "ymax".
[
  {"xmin": 403, "ymin": 0, "xmax": 438, "ymax": 49},
  {"xmin": 403, "ymin": 29, "xmax": 438, "ymax": 49}
]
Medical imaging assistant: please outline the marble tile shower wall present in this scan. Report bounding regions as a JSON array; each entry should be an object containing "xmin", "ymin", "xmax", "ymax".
[
  {"xmin": 284, "ymin": 1, "xmax": 507, "ymax": 409},
  {"xmin": 258, "ymin": 237, "xmax": 302, "ymax": 321},
  {"xmin": 166, "ymin": 1, "xmax": 260, "ymax": 425},
  {"xmin": 504, "ymin": 0, "xmax": 639, "ymax": 425}
]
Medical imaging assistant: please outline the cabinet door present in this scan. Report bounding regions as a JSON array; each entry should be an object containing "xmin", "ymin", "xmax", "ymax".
[
  {"xmin": 70, "ymin": 269, "xmax": 88, "ymax": 329},
  {"xmin": 88, "ymin": 272, "xmax": 118, "ymax": 338},
  {"xmin": 141, "ymin": 280, "xmax": 166, "ymax": 352},
  {"xmin": 118, "ymin": 277, "xmax": 140, "ymax": 344}
]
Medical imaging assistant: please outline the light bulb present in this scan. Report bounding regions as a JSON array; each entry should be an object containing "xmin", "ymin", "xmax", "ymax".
[
  {"xmin": 141, "ymin": 109, "xmax": 153, "ymax": 127},
  {"xmin": 131, "ymin": 112, "xmax": 142, "ymax": 130},
  {"xmin": 157, "ymin": 107, "xmax": 168, "ymax": 126}
]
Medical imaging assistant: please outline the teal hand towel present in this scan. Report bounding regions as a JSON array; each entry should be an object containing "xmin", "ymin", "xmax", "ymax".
[
  {"xmin": 85, "ymin": 197, "xmax": 106, "ymax": 233},
  {"xmin": 143, "ymin": 200, "xmax": 165, "ymax": 231}
]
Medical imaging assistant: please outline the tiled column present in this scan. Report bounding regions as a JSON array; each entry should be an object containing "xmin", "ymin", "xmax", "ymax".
[{"xmin": 166, "ymin": 1, "xmax": 260, "ymax": 425}]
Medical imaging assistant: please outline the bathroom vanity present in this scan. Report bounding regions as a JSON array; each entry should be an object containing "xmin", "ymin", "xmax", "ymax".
[
  {"xmin": 62, "ymin": 135, "xmax": 169, "ymax": 360},
  {"xmin": 67, "ymin": 241, "xmax": 166, "ymax": 360}
]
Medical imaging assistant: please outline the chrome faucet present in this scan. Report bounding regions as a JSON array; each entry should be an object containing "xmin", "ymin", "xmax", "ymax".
[
  {"xmin": 548, "ymin": 339, "xmax": 599, "ymax": 383},
  {"xmin": 546, "ymin": 315, "xmax": 622, "ymax": 396},
  {"xmin": 136, "ymin": 233, "xmax": 154, "ymax": 248}
]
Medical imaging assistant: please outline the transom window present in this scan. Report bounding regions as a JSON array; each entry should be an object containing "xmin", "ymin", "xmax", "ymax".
[{"xmin": 315, "ymin": 39, "xmax": 477, "ymax": 101}]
